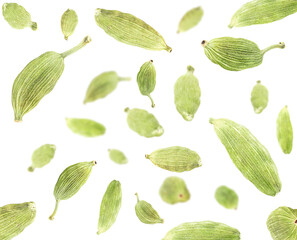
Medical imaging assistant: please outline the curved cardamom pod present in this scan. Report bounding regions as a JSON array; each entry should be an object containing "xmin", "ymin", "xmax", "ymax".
[
  {"xmin": 251, "ymin": 80, "xmax": 268, "ymax": 114},
  {"xmin": 66, "ymin": 118, "xmax": 106, "ymax": 137},
  {"xmin": 61, "ymin": 9, "xmax": 78, "ymax": 40},
  {"xmin": 2, "ymin": 3, "xmax": 37, "ymax": 30},
  {"xmin": 97, "ymin": 180, "xmax": 122, "ymax": 235},
  {"xmin": 108, "ymin": 149, "xmax": 128, "ymax": 164},
  {"xmin": 0, "ymin": 202, "xmax": 36, "ymax": 240},
  {"xmin": 215, "ymin": 186, "xmax": 239, "ymax": 210},
  {"xmin": 28, "ymin": 144, "xmax": 56, "ymax": 172},
  {"xmin": 94, "ymin": 8, "xmax": 172, "ymax": 52},
  {"xmin": 12, "ymin": 36, "xmax": 91, "ymax": 122},
  {"xmin": 145, "ymin": 146, "xmax": 202, "ymax": 172},
  {"xmin": 202, "ymin": 37, "xmax": 285, "ymax": 71},
  {"xmin": 210, "ymin": 118, "xmax": 281, "ymax": 196},
  {"xmin": 177, "ymin": 6, "xmax": 203, "ymax": 33},
  {"xmin": 277, "ymin": 106, "xmax": 293, "ymax": 154}
]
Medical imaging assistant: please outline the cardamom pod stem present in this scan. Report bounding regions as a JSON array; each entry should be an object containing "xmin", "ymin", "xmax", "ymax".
[
  {"xmin": 61, "ymin": 36, "xmax": 92, "ymax": 58},
  {"xmin": 118, "ymin": 77, "xmax": 131, "ymax": 81},
  {"xmin": 49, "ymin": 200, "xmax": 60, "ymax": 220},
  {"xmin": 261, "ymin": 42, "xmax": 285, "ymax": 55}
]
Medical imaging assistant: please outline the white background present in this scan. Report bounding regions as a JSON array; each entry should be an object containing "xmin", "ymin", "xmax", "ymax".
[{"xmin": 0, "ymin": 0, "xmax": 296, "ymax": 239}]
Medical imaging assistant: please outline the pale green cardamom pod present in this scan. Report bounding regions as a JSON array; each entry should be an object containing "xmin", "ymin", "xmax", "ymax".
[
  {"xmin": 49, "ymin": 161, "xmax": 96, "ymax": 220},
  {"xmin": 94, "ymin": 8, "xmax": 172, "ymax": 52},
  {"xmin": 277, "ymin": 106, "xmax": 293, "ymax": 154},
  {"xmin": 210, "ymin": 118, "xmax": 281, "ymax": 196},
  {"xmin": 66, "ymin": 118, "xmax": 106, "ymax": 137},
  {"xmin": 202, "ymin": 37, "xmax": 285, "ymax": 71},
  {"xmin": 137, "ymin": 60, "xmax": 156, "ymax": 108},
  {"xmin": 61, "ymin": 9, "xmax": 78, "ymax": 40},
  {"xmin": 108, "ymin": 149, "xmax": 128, "ymax": 164},
  {"xmin": 2, "ymin": 3, "xmax": 37, "ymax": 30},
  {"xmin": 174, "ymin": 66, "xmax": 201, "ymax": 121},
  {"xmin": 159, "ymin": 176, "xmax": 190, "ymax": 204},
  {"xmin": 177, "ymin": 6, "xmax": 203, "ymax": 33},
  {"xmin": 97, "ymin": 180, "xmax": 122, "ymax": 235},
  {"xmin": 12, "ymin": 36, "xmax": 91, "ymax": 122},
  {"xmin": 215, "ymin": 186, "xmax": 239, "ymax": 210},
  {"xmin": 28, "ymin": 144, "xmax": 56, "ymax": 172},
  {"xmin": 135, "ymin": 193, "xmax": 163, "ymax": 224},
  {"xmin": 0, "ymin": 202, "xmax": 36, "ymax": 240},
  {"xmin": 145, "ymin": 146, "xmax": 202, "ymax": 172},
  {"xmin": 251, "ymin": 80, "xmax": 268, "ymax": 114}
]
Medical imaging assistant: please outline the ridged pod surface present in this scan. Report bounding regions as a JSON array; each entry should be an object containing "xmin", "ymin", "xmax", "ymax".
[
  {"xmin": 277, "ymin": 106, "xmax": 293, "ymax": 154},
  {"xmin": 61, "ymin": 9, "xmax": 78, "ymax": 40},
  {"xmin": 177, "ymin": 6, "xmax": 203, "ymax": 33},
  {"xmin": 251, "ymin": 80, "xmax": 268, "ymax": 114},
  {"xmin": 215, "ymin": 186, "xmax": 239, "ymax": 210},
  {"xmin": 108, "ymin": 149, "xmax": 128, "ymax": 164},
  {"xmin": 66, "ymin": 118, "xmax": 106, "ymax": 137},
  {"xmin": 28, "ymin": 144, "xmax": 56, "ymax": 172}
]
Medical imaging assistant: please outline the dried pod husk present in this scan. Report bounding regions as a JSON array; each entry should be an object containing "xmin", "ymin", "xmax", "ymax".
[
  {"xmin": 251, "ymin": 80, "xmax": 268, "ymax": 114},
  {"xmin": 210, "ymin": 118, "xmax": 281, "ymax": 196},
  {"xmin": 28, "ymin": 144, "xmax": 56, "ymax": 172},
  {"xmin": 108, "ymin": 149, "xmax": 128, "ymax": 164},
  {"xmin": 177, "ymin": 6, "xmax": 203, "ymax": 33},
  {"xmin": 215, "ymin": 186, "xmax": 239, "ymax": 210},
  {"xmin": 0, "ymin": 202, "xmax": 36, "ymax": 240},
  {"xmin": 66, "ymin": 118, "xmax": 106, "ymax": 137},
  {"xmin": 146, "ymin": 146, "xmax": 202, "ymax": 172},
  {"xmin": 61, "ymin": 9, "xmax": 78, "ymax": 40},
  {"xmin": 49, "ymin": 161, "xmax": 96, "ymax": 220},
  {"xmin": 202, "ymin": 37, "xmax": 285, "ymax": 71},
  {"xmin": 94, "ymin": 8, "xmax": 172, "ymax": 52},
  {"xmin": 97, "ymin": 180, "xmax": 122, "ymax": 235},
  {"xmin": 12, "ymin": 36, "xmax": 91, "ymax": 122},
  {"xmin": 277, "ymin": 106, "xmax": 293, "ymax": 154}
]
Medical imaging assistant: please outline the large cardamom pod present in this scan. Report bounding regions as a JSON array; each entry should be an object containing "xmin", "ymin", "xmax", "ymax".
[
  {"xmin": 277, "ymin": 106, "xmax": 293, "ymax": 154},
  {"xmin": 28, "ymin": 144, "xmax": 56, "ymax": 172},
  {"xmin": 66, "ymin": 118, "xmax": 106, "ymax": 137},
  {"xmin": 108, "ymin": 149, "xmax": 128, "ymax": 164},
  {"xmin": 215, "ymin": 186, "xmax": 239, "ymax": 210},
  {"xmin": 61, "ymin": 9, "xmax": 78, "ymax": 40},
  {"xmin": 210, "ymin": 118, "xmax": 281, "ymax": 196},
  {"xmin": 177, "ymin": 6, "xmax": 203, "ymax": 33},
  {"xmin": 202, "ymin": 37, "xmax": 285, "ymax": 71},
  {"xmin": 251, "ymin": 80, "xmax": 268, "ymax": 114}
]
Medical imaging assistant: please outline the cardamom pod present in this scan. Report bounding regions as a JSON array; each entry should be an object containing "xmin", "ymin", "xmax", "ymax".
[
  {"xmin": 97, "ymin": 180, "xmax": 122, "ymax": 235},
  {"xmin": 215, "ymin": 186, "xmax": 239, "ymax": 210},
  {"xmin": 66, "ymin": 118, "xmax": 106, "ymax": 137},
  {"xmin": 0, "ymin": 202, "xmax": 36, "ymax": 240},
  {"xmin": 137, "ymin": 60, "xmax": 156, "ymax": 108},
  {"xmin": 61, "ymin": 9, "xmax": 78, "ymax": 40},
  {"xmin": 12, "ymin": 36, "xmax": 91, "ymax": 122},
  {"xmin": 94, "ymin": 8, "xmax": 172, "ymax": 52},
  {"xmin": 202, "ymin": 37, "xmax": 285, "ymax": 71},
  {"xmin": 28, "ymin": 144, "xmax": 56, "ymax": 172},
  {"xmin": 174, "ymin": 66, "xmax": 201, "ymax": 121},
  {"xmin": 251, "ymin": 80, "xmax": 268, "ymax": 114},
  {"xmin": 177, "ymin": 6, "xmax": 203, "ymax": 33},
  {"xmin": 108, "ymin": 149, "xmax": 128, "ymax": 164},
  {"xmin": 135, "ymin": 193, "xmax": 163, "ymax": 224},
  {"xmin": 145, "ymin": 146, "xmax": 202, "ymax": 172},
  {"xmin": 125, "ymin": 108, "xmax": 163, "ymax": 138},
  {"xmin": 2, "ymin": 3, "xmax": 37, "ymax": 30},
  {"xmin": 277, "ymin": 106, "xmax": 293, "ymax": 154},
  {"xmin": 210, "ymin": 118, "xmax": 282, "ymax": 196},
  {"xmin": 49, "ymin": 160, "xmax": 96, "ymax": 220},
  {"xmin": 159, "ymin": 176, "xmax": 190, "ymax": 204}
]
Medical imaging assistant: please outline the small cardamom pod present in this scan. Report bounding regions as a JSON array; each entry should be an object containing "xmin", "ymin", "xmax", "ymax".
[
  {"xmin": 61, "ymin": 9, "xmax": 78, "ymax": 40},
  {"xmin": 277, "ymin": 106, "xmax": 293, "ymax": 154},
  {"xmin": 66, "ymin": 118, "xmax": 106, "ymax": 137},
  {"xmin": 215, "ymin": 186, "xmax": 239, "ymax": 210},
  {"xmin": 28, "ymin": 144, "xmax": 56, "ymax": 172},
  {"xmin": 177, "ymin": 6, "xmax": 203, "ymax": 33},
  {"xmin": 108, "ymin": 149, "xmax": 128, "ymax": 164},
  {"xmin": 251, "ymin": 80, "xmax": 268, "ymax": 114}
]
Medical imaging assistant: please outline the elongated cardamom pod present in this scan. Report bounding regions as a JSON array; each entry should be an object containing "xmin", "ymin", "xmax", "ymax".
[
  {"xmin": 229, "ymin": 0, "xmax": 297, "ymax": 28},
  {"xmin": 108, "ymin": 149, "xmax": 128, "ymax": 164},
  {"xmin": 97, "ymin": 180, "xmax": 122, "ymax": 235},
  {"xmin": 146, "ymin": 146, "xmax": 202, "ymax": 172},
  {"xmin": 137, "ymin": 60, "xmax": 156, "ymax": 108},
  {"xmin": 251, "ymin": 80, "xmax": 268, "ymax": 114},
  {"xmin": 210, "ymin": 118, "xmax": 281, "ymax": 196},
  {"xmin": 215, "ymin": 186, "xmax": 239, "ymax": 210},
  {"xmin": 2, "ymin": 3, "xmax": 37, "ymax": 30},
  {"xmin": 135, "ymin": 193, "xmax": 163, "ymax": 224},
  {"xmin": 94, "ymin": 8, "xmax": 172, "ymax": 52},
  {"xmin": 174, "ymin": 66, "xmax": 201, "ymax": 121},
  {"xmin": 61, "ymin": 9, "xmax": 78, "ymax": 40},
  {"xmin": 49, "ymin": 161, "xmax": 96, "ymax": 220},
  {"xmin": 84, "ymin": 71, "xmax": 130, "ymax": 104},
  {"xmin": 0, "ymin": 202, "xmax": 36, "ymax": 240},
  {"xmin": 177, "ymin": 6, "xmax": 203, "ymax": 33},
  {"xmin": 202, "ymin": 37, "xmax": 285, "ymax": 71},
  {"xmin": 12, "ymin": 36, "xmax": 91, "ymax": 122},
  {"xmin": 277, "ymin": 106, "xmax": 293, "ymax": 154},
  {"xmin": 66, "ymin": 118, "xmax": 106, "ymax": 137},
  {"xmin": 28, "ymin": 144, "xmax": 56, "ymax": 172}
]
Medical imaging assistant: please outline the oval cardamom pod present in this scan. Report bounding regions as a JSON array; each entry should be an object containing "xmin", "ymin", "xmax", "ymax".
[
  {"xmin": 66, "ymin": 118, "xmax": 106, "ymax": 137},
  {"xmin": 135, "ymin": 193, "xmax": 163, "ymax": 224},
  {"xmin": 174, "ymin": 66, "xmax": 201, "ymax": 121},
  {"xmin": 94, "ymin": 8, "xmax": 172, "ymax": 52},
  {"xmin": 0, "ymin": 202, "xmax": 36, "ymax": 240},
  {"xmin": 28, "ymin": 144, "xmax": 56, "ymax": 172},
  {"xmin": 12, "ymin": 36, "xmax": 91, "ymax": 122},
  {"xmin": 215, "ymin": 186, "xmax": 239, "ymax": 210},
  {"xmin": 2, "ymin": 3, "xmax": 37, "ymax": 30},
  {"xmin": 61, "ymin": 9, "xmax": 78, "ymax": 40},
  {"xmin": 97, "ymin": 180, "xmax": 122, "ymax": 235},
  {"xmin": 202, "ymin": 37, "xmax": 285, "ymax": 71},
  {"xmin": 277, "ymin": 106, "xmax": 293, "ymax": 154},
  {"xmin": 210, "ymin": 118, "xmax": 282, "ymax": 196},
  {"xmin": 49, "ymin": 161, "xmax": 96, "ymax": 220},
  {"xmin": 108, "ymin": 149, "xmax": 128, "ymax": 164},
  {"xmin": 177, "ymin": 6, "xmax": 203, "ymax": 33},
  {"xmin": 145, "ymin": 146, "xmax": 202, "ymax": 172},
  {"xmin": 251, "ymin": 80, "xmax": 268, "ymax": 114}
]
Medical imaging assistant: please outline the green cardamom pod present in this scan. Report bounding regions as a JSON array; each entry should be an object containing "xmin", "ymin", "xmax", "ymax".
[
  {"xmin": 83, "ymin": 71, "xmax": 130, "ymax": 104},
  {"xmin": 28, "ymin": 144, "xmax": 56, "ymax": 172},
  {"xmin": 145, "ymin": 146, "xmax": 202, "ymax": 172},
  {"xmin": 135, "ymin": 193, "xmax": 163, "ymax": 224},
  {"xmin": 2, "ymin": 3, "xmax": 37, "ymax": 30},
  {"xmin": 137, "ymin": 60, "xmax": 156, "ymax": 108},
  {"xmin": 0, "ymin": 202, "xmax": 36, "ymax": 240},
  {"xmin": 215, "ymin": 186, "xmax": 239, "ymax": 210},
  {"xmin": 108, "ymin": 149, "xmax": 128, "ymax": 164},
  {"xmin": 12, "ymin": 36, "xmax": 91, "ymax": 122},
  {"xmin": 125, "ymin": 108, "xmax": 163, "ymax": 138},
  {"xmin": 61, "ymin": 9, "xmax": 78, "ymax": 40},
  {"xmin": 97, "ymin": 180, "xmax": 122, "ymax": 235},
  {"xmin": 251, "ymin": 80, "xmax": 268, "ymax": 114},
  {"xmin": 95, "ymin": 8, "xmax": 172, "ymax": 52},
  {"xmin": 202, "ymin": 37, "xmax": 285, "ymax": 71},
  {"xmin": 277, "ymin": 106, "xmax": 293, "ymax": 154},
  {"xmin": 174, "ymin": 66, "xmax": 201, "ymax": 121},
  {"xmin": 159, "ymin": 176, "xmax": 190, "ymax": 204},
  {"xmin": 210, "ymin": 118, "xmax": 281, "ymax": 196},
  {"xmin": 66, "ymin": 118, "xmax": 106, "ymax": 137},
  {"xmin": 229, "ymin": 0, "xmax": 297, "ymax": 28},
  {"xmin": 177, "ymin": 6, "xmax": 203, "ymax": 33}
]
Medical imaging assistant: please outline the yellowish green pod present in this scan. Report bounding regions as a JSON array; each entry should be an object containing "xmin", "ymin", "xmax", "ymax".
[
  {"xmin": 61, "ymin": 9, "xmax": 78, "ymax": 40},
  {"xmin": 108, "ymin": 149, "xmax": 128, "ymax": 164},
  {"xmin": 177, "ymin": 6, "xmax": 203, "ymax": 33},
  {"xmin": 28, "ymin": 144, "xmax": 56, "ymax": 172},
  {"xmin": 277, "ymin": 106, "xmax": 293, "ymax": 154},
  {"xmin": 251, "ymin": 80, "xmax": 268, "ymax": 114},
  {"xmin": 215, "ymin": 186, "xmax": 239, "ymax": 210},
  {"xmin": 66, "ymin": 118, "xmax": 106, "ymax": 137}
]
